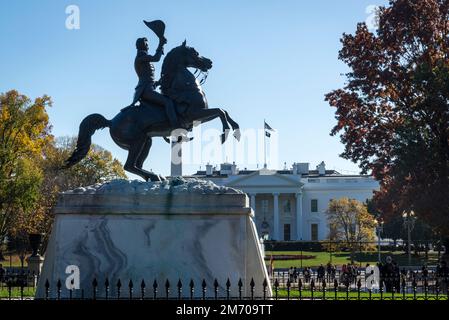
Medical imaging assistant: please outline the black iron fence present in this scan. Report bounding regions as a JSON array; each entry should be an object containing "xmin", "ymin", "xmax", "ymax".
[{"xmin": 1, "ymin": 274, "xmax": 446, "ymax": 301}]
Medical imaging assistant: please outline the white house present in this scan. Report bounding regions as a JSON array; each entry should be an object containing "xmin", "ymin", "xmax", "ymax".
[{"xmin": 192, "ymin": 162, "xmax": 380, "ymax": 242}]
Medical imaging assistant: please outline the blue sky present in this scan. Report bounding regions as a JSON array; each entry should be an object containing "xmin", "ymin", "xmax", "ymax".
[{"xmin": 0, "ymin": 0, "xmax": 388, "ymax": 178}]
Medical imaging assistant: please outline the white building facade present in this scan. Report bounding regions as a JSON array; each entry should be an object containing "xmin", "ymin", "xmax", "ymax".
[{"xmin": 193, "ymin": 162, "xmax": 379, "ymax": 242}]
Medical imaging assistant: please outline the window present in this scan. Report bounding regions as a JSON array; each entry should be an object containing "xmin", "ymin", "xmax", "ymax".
[
  {"xmin": 284, "ymin": 224, "xmax": 291, "ymax": 241},
  {"xmin": 311, "ymin": 199, "xmax": 318, "ymax": 212},
  {"xmin": 311, "ymin": 224, "xmax": 318, "ymax": 241},
  {"xmin": 283, "ymin": 200, "xmax": 291, "ymax": 214},
  {"xmin": 261, "ymin": 200, "xmax": 269, "ymax": 214}
]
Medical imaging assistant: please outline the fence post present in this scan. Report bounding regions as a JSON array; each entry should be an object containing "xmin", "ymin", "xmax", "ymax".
[
  {"xmin": 201, "ymin": 279, "xmax": 207, "ymax": 300},
  {"xmin": 286, "ymin": 278, "xmax": 290, "ymax": 301},
  {"xmin": 334, "ymin": 279, "xmax": 338, "ymax": 300},
  {"xmin": 274, "ymin": 279, "xmax": 279, "ymax": 300},
  {"xmin": 44, "ymin": 279, "xmax": 49, "ymax": 300},
  {"xmin": 322, "ymin": 279, "xmax": 326, "ymax": 301},
  {"xmin": 392, "ymin": 278, "xmax": 395, "ymax": 301},
  {"xmin": 345, "ymin": 279, "xmax": 349, "ymax": 301},
  {"xmin": 435, "ymin": 279, "xmax": 440, "ymax": 301},
  {"xmin": 56, "ymin": 279, "xmax": 62, "ymax": 300},
  {"xmin": 250, "ymin": 278, "xmax": 255, "ymax": 300},
  {"xmin": 238, "ymin": 278, "xmax": 243, "ymax": 300},
  {"xmin": 190, "ymin": 279, "xmax": 195, "ymax": 300},
  {"xmin": 177, "ymin": 279, "xmax": 183, "ymax": 300},
  {"xmin": 105, "ymin": 278, "xmax": 109, "ymax": 300},
  {"xmin": 153, "ymin": 279, "xmax": 158, "ymax": 300},
  {"xmin": 357, "ymin": 279, "xmax": 361, "ymax": 300},
  {"xmin": 379, "ymin": 279, "xmax": 383, "ymax": 301},
  {"xmin": 412, "ymin": 278, "xmax": 417, "ymax": 300},
  {"xmin": 7, "ymin": 280, "xmax": 12, "ymax": 300},
  {"xmin": 424, "ymin": 279, "xmax": 428, "ymax": 301},
  {"xmin": 116, "ymin": 279, "xmax": 121, "ymax": 300},
  {"xmin": 263, "ymin": 278, "xmax": 268, "ymax": 300},
  {"xmin": 402, "ymin": 278, "xmax": 406, "ymax": 300},
  {"xmin": 226, "ymin": 279, "xmax": 230, "ymax": 300},
  {"xmin": 311, "ymin": 279, "xmax": 315, "ymax": 301},
  {"xmin": 165, "ymin": 279, "xmax": 170, "ymax": 299},
  {"xmin": 214, "ymin": 279, "xmax": 219, "ymax": 300},
  {"xmin": 141, "ymin": 280, "xmax": 146, "ymax": 300},
  {"xmin": 128, "ymin": 280, "xmax": 133, "ymax": 300},
  {"xmin": 298, "ymin": 278, "xmax": 302, "ymax": 301}
]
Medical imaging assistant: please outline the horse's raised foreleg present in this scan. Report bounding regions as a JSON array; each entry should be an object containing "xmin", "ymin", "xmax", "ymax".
[
  {"xmin": 125, "ymin": 138, "xmax": 164, "ymax": 182},
  {"xmin": 187, "ymin": 108, "xmax": 230, "ymax": 143},
  {"xmin": 222, "ymin": 110, "xmax": 241, "ymax": 141}
]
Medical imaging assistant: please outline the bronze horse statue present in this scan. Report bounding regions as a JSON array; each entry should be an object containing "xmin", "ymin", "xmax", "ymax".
[{"xmin": 65, "ymin": 41, "xmax": 241, "ymax": 181}]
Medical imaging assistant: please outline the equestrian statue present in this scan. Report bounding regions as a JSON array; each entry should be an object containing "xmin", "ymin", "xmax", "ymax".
[{"xmin": 64, "ymin": 20, "xmax": 240, "ymax": 182}]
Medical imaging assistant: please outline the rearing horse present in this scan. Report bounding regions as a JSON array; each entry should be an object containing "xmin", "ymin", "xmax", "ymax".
[{"xmin": 65, "ymin": 41, "xmax": 240, "ymax": 182}]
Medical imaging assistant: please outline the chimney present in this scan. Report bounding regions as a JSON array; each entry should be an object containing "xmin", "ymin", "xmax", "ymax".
[
  {"xmin": 231, "ymin": 162, "xmax": 238, "ymax": 175},
  {"xmin": 317, "ymin": 161, "xmax": 326, "ymax": 176},
  {"xmin": 206, "ymin": 164, "xmax": 213, "ymax": 176},
  {"xmin": 292, "ymin": 163, "xmax": 298, "ymax": 175}
]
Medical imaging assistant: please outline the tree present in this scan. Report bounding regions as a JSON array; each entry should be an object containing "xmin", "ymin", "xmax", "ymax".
[
  {"xmin": 325, "ymin": 0, "xmax": 449, "ymax": 236},
  {"xmin": 327, "ymin": 198, "xmax": 376, "ymax": 261},
  {"xmin": 26, "ymin": 136, "xmax": 127, "ymax": 238},
  {"xmin": 0, "ymin": 90, "xmax": 52, "ymax": 254}
]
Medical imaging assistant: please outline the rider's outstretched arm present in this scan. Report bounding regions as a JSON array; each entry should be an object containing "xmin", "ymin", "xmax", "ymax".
[{"xmin": 139, "ymin": 38, "xmax": 166, "ymax": 62}]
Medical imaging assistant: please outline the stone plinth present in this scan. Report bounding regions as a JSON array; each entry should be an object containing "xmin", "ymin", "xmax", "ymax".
[{"xmin": 36, "ymin": 178, "xmax": 271, "ymax": 299}]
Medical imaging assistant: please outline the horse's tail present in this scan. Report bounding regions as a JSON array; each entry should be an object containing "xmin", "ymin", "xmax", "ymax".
[{"xmin": 64, "ymin": 114, "xmax": 111, "ymax": 168}]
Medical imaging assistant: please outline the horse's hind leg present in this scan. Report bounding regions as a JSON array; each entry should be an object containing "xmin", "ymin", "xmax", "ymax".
[
  {"xmin": 124, "ymin": 138, "xmax": 163, "ymax": 182},
  {"xmin": 136, "ymin": 137, "xmax": 152, "ymax": 169}
]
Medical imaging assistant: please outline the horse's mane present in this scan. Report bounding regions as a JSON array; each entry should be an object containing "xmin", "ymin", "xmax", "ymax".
[{"xmin": 160, "ymin": 46, "xmax": 184, "ymax": 95}]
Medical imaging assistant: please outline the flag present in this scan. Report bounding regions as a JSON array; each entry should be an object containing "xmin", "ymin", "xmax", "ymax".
[
  {"xmin": 265, "ymin": 121, "xmax": 274, "ymax": 138},
  {"xmin": 264, "ymin": 121, "xmax": 274, "ymax": 132}
]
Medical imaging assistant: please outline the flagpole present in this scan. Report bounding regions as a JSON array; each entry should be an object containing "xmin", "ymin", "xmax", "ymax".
[{"xmin": 263, "ymin": 119, "xmax": 267, "ymax": 169}]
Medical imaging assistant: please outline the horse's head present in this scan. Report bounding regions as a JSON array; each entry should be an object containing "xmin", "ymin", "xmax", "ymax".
[
  {"xmin": 160, "ymin": 40, "xmax": 213, "ymax": 98},
  {"xmin": 179, "ymin": 40, "xmax": 212, "ymax": 71},
  {"xmin": 162, "ymin": 40, "xmax": 212, "ymax": 76}
]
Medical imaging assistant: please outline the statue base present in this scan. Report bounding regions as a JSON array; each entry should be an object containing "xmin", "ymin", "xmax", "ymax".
[{"xmin": 36, "ymin": 178, "xmax": 271, "ymax": 299}]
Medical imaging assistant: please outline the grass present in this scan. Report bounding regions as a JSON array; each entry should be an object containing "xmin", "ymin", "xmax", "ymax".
[
  {"xmin": 0, "ymin": 287, "xmax": 36, "ymax": 299},
  {"xmin": 275, "ymin": 288, "xmax": 448, "ymax": 300},
  {"xmin": 265, "ymin": 250, "xmax": 440, "ymax": 269}
]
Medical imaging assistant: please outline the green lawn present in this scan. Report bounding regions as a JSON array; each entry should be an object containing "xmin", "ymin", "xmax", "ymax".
[
  {"xmin": 0, "ymin": 287, "xmax": 36, "ymax": 299},
  {"xmin": 274, "ymin": 288, "xmax": 448, "ymax": 300},
  {"xmin": 265, "ymin": 250, "xmax": 440, "ymax": 269}
]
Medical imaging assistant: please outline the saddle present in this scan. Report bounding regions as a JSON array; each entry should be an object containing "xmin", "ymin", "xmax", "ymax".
[{"xmin": 121, "ymin": 101, "xmax": 192, "ymax": 143}]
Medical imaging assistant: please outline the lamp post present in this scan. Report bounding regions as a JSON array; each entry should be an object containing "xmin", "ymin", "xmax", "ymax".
[
  {"xmin": 375, "ymin": 219, "xmax": 384, "ymax": 264},
  {"xmin": 402, "ymin": 212, "xmax": 415, "ymax": 266}
]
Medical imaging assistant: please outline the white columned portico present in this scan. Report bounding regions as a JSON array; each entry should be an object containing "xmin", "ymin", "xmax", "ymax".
[
  {"xmin": 273, "ymin": 193, "xmax": 280, "ymax": 240},
  {"xmin": 250, "ymin": 194, "xmax": 256, "ymax": 211},
  {"xmin": 295, "ymin": 192, "xmax": 303, "ymax": 240}
]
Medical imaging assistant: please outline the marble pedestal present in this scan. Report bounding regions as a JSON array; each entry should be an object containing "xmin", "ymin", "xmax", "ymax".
[{"xmin": 36, "ymin": 179, "xmax": 271, "ymax": 299}]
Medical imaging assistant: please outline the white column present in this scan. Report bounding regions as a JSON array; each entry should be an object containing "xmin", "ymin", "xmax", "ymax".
[
  {"xmin": 170, "ymin": 140, "xmax": 182, "ymax": 177},
  {"xmin": 295, "ymin": 192, "xmax": 303, "ymax": 240},
  {"xmin": 250, "ymin": 194, "xmax": 256, "ymax": 212},
  {"xmin": 273, "ymin": 193, "xmax": 280, "ymax": 241}
]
